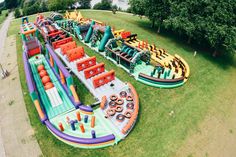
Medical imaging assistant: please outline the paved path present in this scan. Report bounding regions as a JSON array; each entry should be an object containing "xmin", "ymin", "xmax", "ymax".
[
  {"xmin": 0, "ymin": 13, "xmax": 42, "ymax": 157},
  {"xmin": 0, "ymin": 13, "xmax": 13, "ymax": 58}
]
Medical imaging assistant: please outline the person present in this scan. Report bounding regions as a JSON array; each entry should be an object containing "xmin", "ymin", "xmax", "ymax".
[{"xmin": 194, "ymin": 51, "xmax": 197, "ymax": 57}]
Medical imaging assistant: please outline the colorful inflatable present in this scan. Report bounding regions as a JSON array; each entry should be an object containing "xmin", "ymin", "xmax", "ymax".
[
  {"xmin": 22, "ymin": 16, "xmax": 139, "ymax": 148},
  {"xmin": 55, "ymin": 10, "xmax": 190, "ymax": 88}
]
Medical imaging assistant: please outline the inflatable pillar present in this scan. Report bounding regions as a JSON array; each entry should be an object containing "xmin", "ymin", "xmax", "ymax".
[
  {"xmin": 164, "ymin": 71, "xmax": 167, "ymax": 79},
  {"xmin": 76, "ymin": 111, "xmax": 81, "ymax": 121},
  {"xmin": 66, "ymin": 116, "xmax": 70, "ymax": 124},
  {"xmin": 157, "ymin": 71, "xmax": 161, "ymax": 78},
  {"xmin": 91, "ymin": 116, "xmax": 95, "ymax": 128},
  {"xmin": 70, "ymin": 120, "xmax": 76, "ymax": 131},
  {"xmin": 167, "ymin": 69, "xmax": 171, "ymax": 76},
  {"xmin": 59, "ymin": 70, "xmax": 65, "ymax": 84},
  {"xmin": 59, "ymin": 122, "xmax": 64, "ymax": 131},
  {"xmin": 84, "ymin": 21, "xmax": 95, "ymax": 43},
  {"xmin": 172, "ymin": 74, "xmax": 175, "ymax": 79},
  {"xmin": 91, "ymin": 130, "xmax": 96, "ymax": 138},
  {"xmin": 98, "ymin": 26, "xmax": 113, "ymax": 52},
  {"xmin": 80, "ymin": 124, "xmax": 85, "ymax": 133},
  {"xmin": 84, "ymin": 115, "xmax": 88, "ymax": 123}
]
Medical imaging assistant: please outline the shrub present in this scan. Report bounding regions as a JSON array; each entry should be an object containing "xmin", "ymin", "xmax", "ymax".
[
  {"xmin": 14, "ymin": 8, "xmax": 21, "ymax": 18},
  {"xmin": 40, "ymin": 2, "xmax": 48, "ymax": 12},
  {"xmin": 22, "ymin": 2, "xmax": 40, "ymax": 16},
  {"xmin": 48, "ymin": 0, "xmax": 66, "ymax": 11}
]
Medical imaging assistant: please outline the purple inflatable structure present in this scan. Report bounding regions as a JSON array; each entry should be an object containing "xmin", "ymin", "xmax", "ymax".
[
  {"xmin": 45, "ymin": 43, "xmax": 81, "ymax": 108},
  {"xmin": 45, "ymin": 120, "xmax": 115, "ymax": 144}
]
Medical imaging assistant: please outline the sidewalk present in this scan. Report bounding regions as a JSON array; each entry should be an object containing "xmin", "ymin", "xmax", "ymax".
[{"xmin": 0, "ymin": 14, "xmax": 42, "ymax": 157}]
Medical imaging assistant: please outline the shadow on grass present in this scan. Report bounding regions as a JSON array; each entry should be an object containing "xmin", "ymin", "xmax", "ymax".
[{"xmin": 133, "ymin": 19, "xmax": 236, "ymax": 69}]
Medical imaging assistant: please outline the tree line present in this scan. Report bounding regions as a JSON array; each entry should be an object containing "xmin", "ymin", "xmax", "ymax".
[
  {"xmin": 6, "ymin": 0, "xmax": 235, "ymax": 56},
  {"xmin": 8, "ymin": 0, "xmax": 118, "ymax": 18},
  {"xmin": 10, "ymin": 0, "xmax": 92, "ymax": 18},
  {"xmin": 129, "ymin": 0, "xmax": 236, "ymax": 56}
]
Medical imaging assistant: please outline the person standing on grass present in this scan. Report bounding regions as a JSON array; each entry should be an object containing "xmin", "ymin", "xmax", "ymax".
[{"xmin": 194, "ymin": 51, "xmax": 197, "ymax": 57}]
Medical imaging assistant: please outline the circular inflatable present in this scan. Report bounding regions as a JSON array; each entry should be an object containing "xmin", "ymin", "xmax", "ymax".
[
  {"xmin": 116, "ymin": 114, "xmax": 125, "ymax": 122},
  {"xmin": 119, "ymin": 91, "xmax": 127, "ymax": 98},
  {"xmin": 44, "ymin": 82, "xmax": 54, "ymax": 90},
  {"xmin": 39, "ymin": 70, "xmax": 47, "ymax": 78},
  {"xmin": 109, "ymin": 101, "xmax": 116, "ymax": 108},
  {"xmin": 42, "ymin": 76, "xmax": 51, "ymax": 85},
  {"xmin": 106, "ymin": 109, "xmax": 116, "ymax": 116},
  {"xmin": 37, "ymin": 64, "xmax": 45, "ymax": 72},
  {"xmin": 124, "ymin": 111, "xmax": 132, "ymax": 118},
  {"xmin": 126, "ymin": 95, "xmax": 133, "ymax": 101},
  {"xmin": 126, "ymin": 103, "xmax": 134, "ymax": 110},
  {"xmin": 115, "ymin": 106, "xmax": 123, "ymax": 113},
  {"xmin": 116, "ymin": 98, "xmax": 124, "ymax": 105},
  {"xmin": 110, "ymin": 94, "xmax": 118, "ymax": 101}
]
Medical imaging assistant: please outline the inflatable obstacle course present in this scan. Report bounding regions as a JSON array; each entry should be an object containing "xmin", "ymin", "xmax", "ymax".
[
  {"xmin": 20, "ymin": 22, "xmax": 38, "ymax": 41},
  {"xmin": 22, "ymin": 16, "xmax": 139, "ymax": 148},
  {"xmin": 56, "ymin": 11, "xmax": 190, "ymax": 88},
  {"xmin": 48, "ymin": 12, "xmax": 63, "ymax": 22}
]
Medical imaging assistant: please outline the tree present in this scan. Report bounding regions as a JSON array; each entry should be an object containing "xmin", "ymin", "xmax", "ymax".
[
  {"xmin": 40, "ymin": 1, "xmax": 48, "ymax": 12},
  {"xmin": 129, "ymin": 0, "xmax": 171, "ymax": 32},
  {"xmin": 17, "ymin": 0, "xmax": 22, "ymax": 8},
  {"xmin": 204, "ymin": 21, "xmax": 236, "ymax": 56},
  {"xmin": 5, "ymin": 0, "xmax": 18, "ymax": 9},
  {"xmin": 145, "ymin": 0, "xmax": 170, "ymax": 31},
  {"xmin": 23, "ymin": 0, "xmax": 36, "ymax": 8},
  {"xmin": 224, "ymin": 27, "xmax": 236, "ymax": 56},
  {"xmin": 14, "ymin": 8, "xmax": 21, "ymax": 18},
  {"xmin": 203, "ymin": 0, "xmax": 236, "ymax": 56},
  {"xmin": 112, "ymin": 5, "xmax": 118, "ymax": 14},
  {"xmin": 129, "ymin": 0, "xmax": 145, "ymax": 17},
  {"xmin": 22, "ymin": 2, "xmax": 40, "ymax": 16},
  {"xmin": 48, "ymin": 0, "xmax": 67, "ymax": 11},
  {"xmin": 93, "ymin": 0, "xmax": 112, "ymax": 10},
  {"xmin": 78, "ymin": 0, "xmax": 91, "ymax": 9},
  {"xmin": 164, "ymin": 1, "xmax": 199, "ymax": 43},
  {"xmin": 20, "ymin": 0, "xmax": 24, "ymax": 8},
  {"xmin": 129, "ymin": 0, "xmax": 236, "ymax": 56},
  {"xmin": 48, "ymin": 0, "xmax": 58, "ymax": 11},
  {"xmin": 0, "ymin": 2, "xmax": 4, "ymax": 9},
  {"xmin": 165, "ymin": 0, "xmax": 236, "ymax": 55},
  {"xmin": 66, "ymin": 0, "xmax": 76, "ymax": 9}
]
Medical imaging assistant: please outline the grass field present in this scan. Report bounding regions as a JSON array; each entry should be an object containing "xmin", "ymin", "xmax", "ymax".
[
  {"xmin": 8, "ymin": 10, "xmax": 236, "ymax": 157},
  {"xmin": 0, "ymin": 10, "xmax": 8, "ymax": 26}
]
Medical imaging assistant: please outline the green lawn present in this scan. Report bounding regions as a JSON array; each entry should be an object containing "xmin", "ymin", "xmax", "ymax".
[
  {"xmin": 9, "ymin": 10, "xmax": 236, "ymax": 157},
  {"xmin": 0, "ymin": 10, "xmax": 8, "ymax": 26}
]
